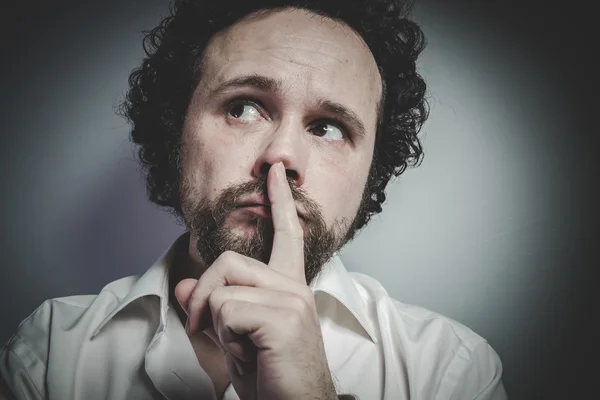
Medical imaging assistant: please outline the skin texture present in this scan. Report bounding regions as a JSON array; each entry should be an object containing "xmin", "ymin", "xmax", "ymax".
[{"xmin": 173, "ymin": 8, "xmax": 382, "ymax": 400}]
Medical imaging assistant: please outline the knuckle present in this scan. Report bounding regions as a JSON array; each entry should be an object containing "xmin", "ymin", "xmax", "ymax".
[
  {"xmin": 214, "ymin": 251, "xmax": 241, "ymax": 276},
  {"xmin": 289, "ymin": 222, "xmax": 304, "ymax": 238},
  {"xmin": 283, "ymin": 308, "xmax": 302, "ymax": 327},
  {"xmin": 217, "ymin": 250, "xmax": 237, "ymax": 264},
  {"xmin": 299, "ymin": 287, "xmax": 315, "ymax": 305},
  {"xmin": 292, "ymin": 233, "xmax": 304, "ymax": 245},
  {"xmin": 218, "ymin": 299, "xmax": 236, "ymax": 323},
  {"xmin": 249, "ymin": 258, "xmax": 267, "ymax": 270},
  {"xmin": 280, "ymin": 222, "xmax": 304, "ymax": 239},
  {"xmin": 208, "ymin": 285, "xmax": 226, "ymax": 305},
  {"xmin": 288, "ymin": 293, "xmax": 308, "ymax": 313}
]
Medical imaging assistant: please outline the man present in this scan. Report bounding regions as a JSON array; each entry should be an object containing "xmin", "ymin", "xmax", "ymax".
[{"xmin": 1, "ymin": 0, "xmax": 507, "ymax": 399}]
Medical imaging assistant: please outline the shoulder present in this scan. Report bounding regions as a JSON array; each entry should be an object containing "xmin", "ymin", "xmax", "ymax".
[
  {"xmin": 5, "ymin": 273, "xmax": 140, "ymax": 345},
  {"xmin": 349, "ymin": 272, "xmax": 507, "ymax": 399},
  {"xmin": 349, "ymin": 271, "xmax": 486, "ymax": 343},
  {"xmin": 13, "ymin": 274, "xmax": 139, "ymax": 337},
  {"xmin": 0, "ymin": 275, "xmax": 140, "ymax": 398}
]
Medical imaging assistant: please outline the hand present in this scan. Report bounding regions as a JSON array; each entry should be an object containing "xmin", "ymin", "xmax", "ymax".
[{"xmin": 175, "ymin": 162, "xmax": 337, "ymax": 400}]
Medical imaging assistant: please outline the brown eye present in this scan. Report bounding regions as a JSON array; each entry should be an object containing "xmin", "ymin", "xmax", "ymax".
[
  {"xmin": 312, "ymin": 122, "xmax": 344, "ymax": 141},
  {"xmin": 228, "ymin": 102, "xmax": 261, "ymax": 121}
]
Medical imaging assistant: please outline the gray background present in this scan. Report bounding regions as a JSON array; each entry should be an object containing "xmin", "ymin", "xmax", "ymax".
[{"xmin": 1, "ymin": 0, "xmax": 596, "ymax": 399}]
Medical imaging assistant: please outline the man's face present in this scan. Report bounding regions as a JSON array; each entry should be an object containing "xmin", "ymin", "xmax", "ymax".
[{"xmin": 179, "ymin": 8, "xmax": 382, "ymax": 283}]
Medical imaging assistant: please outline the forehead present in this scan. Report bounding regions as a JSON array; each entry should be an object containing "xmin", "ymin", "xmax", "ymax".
[{"xmin": 199, "ymin": 8, "xmax": 382, "ymax": 134}]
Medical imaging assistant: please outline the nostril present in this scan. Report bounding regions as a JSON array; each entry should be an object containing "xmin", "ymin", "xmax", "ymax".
[
  {"xmin": 259, "ymin": 162, "xmax": 299, "ymax": 184},
  {"xmin": 285, "ymin": 169, "xmax": 298, "ymax": 181},
  {"xmin": 259, "ymin": 163, "xmax": 271, "ymax": 177}
]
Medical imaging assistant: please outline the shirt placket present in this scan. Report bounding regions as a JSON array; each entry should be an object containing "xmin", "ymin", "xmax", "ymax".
[{"xmin": 144, "ymin": 306, "xmax": 217, "ymax": 400}]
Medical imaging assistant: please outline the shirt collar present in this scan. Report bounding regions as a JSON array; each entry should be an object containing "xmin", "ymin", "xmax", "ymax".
[
  {"xmin": 91, "ymin": 233, "xmax": 377, "ymax": 343},
  {"xmin": 90, "ymin": 234, "xmax": 186, "ymax": 338},
  {"xmin": 310, "ymin": 253, "xmax": 378, "ymax": 343}
]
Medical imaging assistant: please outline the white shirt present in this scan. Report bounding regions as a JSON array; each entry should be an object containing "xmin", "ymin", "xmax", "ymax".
[{"xmin": 1, "ymin": 233, "xmax": 507, "ymax": 400}]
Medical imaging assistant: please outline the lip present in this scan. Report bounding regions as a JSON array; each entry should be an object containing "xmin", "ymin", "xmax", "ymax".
[
  {"xmin": 236, "ymin": 195, "xmax": 305, "ymax": 220},
  {"xmin": 236, "ymin": 204, "xmax": 272, "ymax": 218}
]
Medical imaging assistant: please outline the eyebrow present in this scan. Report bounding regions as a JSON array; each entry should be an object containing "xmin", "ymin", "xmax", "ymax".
[
  {"xmin": 207, "ymin": 74, "xmax": 367, "ymax": 139},
  {"xmin": 315, "ymin": 98, "xmax": 367, "ymax": 139},
  {"xmin": 208, "ymin": 74, "xmax": 284, "ymax": 96}
]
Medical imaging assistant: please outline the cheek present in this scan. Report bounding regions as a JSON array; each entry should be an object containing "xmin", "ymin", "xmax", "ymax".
[
  {"xmin": 335, "ymin": 178, "xmax": 366, "ymax": 218},
  {"xmin": 181, "ymin": 120, "xmax": 221, "ymax": 197},
  {"xmin": 312, "ymin": 157, "xmax": 370, "ymax": 223},
  {"xmin": 182, "ymin": 120, "xmax": 255, "ymax": 199}
]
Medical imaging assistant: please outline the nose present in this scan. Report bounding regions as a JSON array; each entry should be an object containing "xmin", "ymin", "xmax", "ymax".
[{"xmin": 252, "ymin": 120, "xmax": 308, "ymax": 186}]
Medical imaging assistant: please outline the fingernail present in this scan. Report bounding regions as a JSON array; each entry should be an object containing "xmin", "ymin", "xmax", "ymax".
[
  {"xmin": 276, "ymin": 161, "xmax": 285, "ymax": 177},
  {"xmin": 233, "ymin": 359, "xmax": 245, "ymax": 376}
]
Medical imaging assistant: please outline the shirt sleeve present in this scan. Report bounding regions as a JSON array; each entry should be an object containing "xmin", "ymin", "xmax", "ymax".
[
  {"xmin": 0, "ymin": 339, "xmax": 44, "ymax": 400},
  {"xmin": 436, "ymin": 341, "xmax": 508, "ymax": 400}
]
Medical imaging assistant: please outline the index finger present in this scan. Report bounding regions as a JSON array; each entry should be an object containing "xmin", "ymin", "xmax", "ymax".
[{"xmin": 267, "ymin": 162, "xmax": 305, "ymax": 282}]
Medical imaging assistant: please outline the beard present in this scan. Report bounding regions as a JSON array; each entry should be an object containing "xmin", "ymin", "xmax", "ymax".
[{"xmin": 179, "ymin": 174, "xmax": 366, "ymax": 285}]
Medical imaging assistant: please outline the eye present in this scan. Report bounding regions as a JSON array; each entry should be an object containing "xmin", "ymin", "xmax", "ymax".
[
  {"xmin": 227, "ymin": 101, "xmax": 262, "ymax": 122},
  {"xmin": 311, "ymin": 122, "xmax": 345, "ymax": 141}
]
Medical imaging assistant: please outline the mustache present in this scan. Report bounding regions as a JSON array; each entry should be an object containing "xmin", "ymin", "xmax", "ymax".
[
  {"xmin": 210, "ymin": 175, "xmax": 323, "ymax": 224},
  {"xmin": 183, "ymin": 174, "xmax": 342, "ymax": 285}
]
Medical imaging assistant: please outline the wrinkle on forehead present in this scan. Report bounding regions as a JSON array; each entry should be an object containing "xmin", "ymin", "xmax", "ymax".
[
  {"xmin": 269, "ymin": 53, "xmax": 327, "ymax": 72},
  {"xmin": 197, "ymin": 8, "xmax": 383, "ymax": 133},
  {"xmin": 205, "ymin": 8, "xmax": 380, "ymax": 82}
]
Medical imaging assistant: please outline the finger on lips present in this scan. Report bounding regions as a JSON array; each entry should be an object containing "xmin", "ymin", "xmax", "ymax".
[
  {"xmin": 267, "ymin": 162, "xmax": 305, "ymax": 283},
  {"xmin": 175, "ymin": 162, "xmax": 308, "ymax": 338}
]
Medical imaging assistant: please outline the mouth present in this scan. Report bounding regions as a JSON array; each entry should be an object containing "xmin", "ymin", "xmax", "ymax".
[
  {"xmin": 235, "ymin": 203, "xmax": 272, "ymax": 218},
  {"xmin": 234, "ymin": 202, "xmax": 305, "ymax": 221}
]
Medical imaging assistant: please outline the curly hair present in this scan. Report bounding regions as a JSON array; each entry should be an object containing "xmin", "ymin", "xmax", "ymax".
[{"xmin": 120, "ymin": 0, "xmax": 428, "ymax": 230}]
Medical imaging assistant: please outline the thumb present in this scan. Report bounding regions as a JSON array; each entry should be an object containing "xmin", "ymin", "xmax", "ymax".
[{"xmin": 173, "ymin": 278, "xmax": 198, "ymax": 315}]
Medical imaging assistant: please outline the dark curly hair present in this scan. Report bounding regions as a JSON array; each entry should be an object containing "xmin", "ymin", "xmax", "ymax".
[{"xmin": 120, "ymin": 0, "xmax": 428, "ymax": 231}]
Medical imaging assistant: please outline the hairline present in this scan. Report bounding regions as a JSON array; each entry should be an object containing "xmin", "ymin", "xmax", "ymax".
[{"xmin": 191, "ymin": 6, "xmax": 386, "ymax": 126}]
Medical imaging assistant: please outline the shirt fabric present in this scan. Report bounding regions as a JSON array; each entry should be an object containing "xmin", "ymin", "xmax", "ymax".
[{"xmin": 1, "ymin": 233, "xmax": 507, "ymax": 400}]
